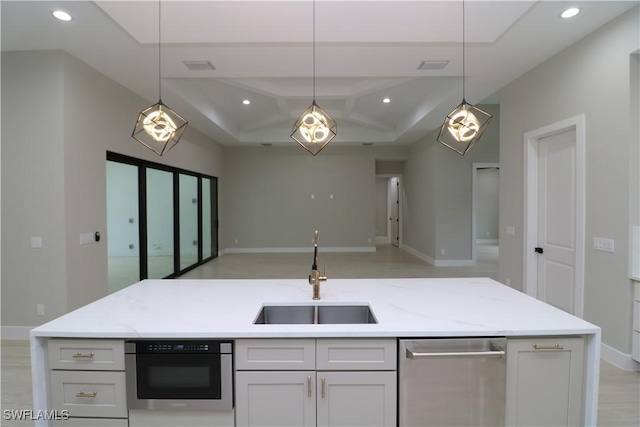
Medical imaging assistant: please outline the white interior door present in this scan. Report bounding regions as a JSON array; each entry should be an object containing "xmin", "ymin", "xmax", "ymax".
[
  {"xmin": 536, "ymin": 129, "xmax": 577, "ymax": 314},
  {"xmin": 389, "ymin": 178, "xmax": 400, "ymax": 247}
]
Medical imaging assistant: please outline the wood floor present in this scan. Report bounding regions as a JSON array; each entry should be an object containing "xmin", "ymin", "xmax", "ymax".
[{"xmin": 2, "ymin": 244, "xmax": 638, "ymax": 426}]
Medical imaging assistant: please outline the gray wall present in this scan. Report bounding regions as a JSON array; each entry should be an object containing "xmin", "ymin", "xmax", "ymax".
[
  {"xmin": 403, "ymin": 105, "xmax": 500, "ymax": 264},
  {"xmin": 221, "ymin": 146, "xmax": 408, "ymax": 251},
  {"xmin": 1, "ymin": 51, "xmax": 224, "ymax": 327},
  {"xmin": 498, "ymin": 8, "xmax": 639, "ymax": 356}
]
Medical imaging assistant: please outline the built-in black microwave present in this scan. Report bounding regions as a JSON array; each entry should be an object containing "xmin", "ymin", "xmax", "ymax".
[{"xmin": 125, "ymin": 340, "xmax": 233, "ymax": 411}]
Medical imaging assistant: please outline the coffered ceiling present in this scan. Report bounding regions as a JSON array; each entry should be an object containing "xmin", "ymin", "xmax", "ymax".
[{"xmin": 2, "ymin": 1, "xmax": 638, "ymax": 146}]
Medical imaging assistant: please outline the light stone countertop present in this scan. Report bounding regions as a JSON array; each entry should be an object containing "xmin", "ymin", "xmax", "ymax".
[{"xmin": 30, "ymin": 277, "xmax": 599, "ymax": 339}]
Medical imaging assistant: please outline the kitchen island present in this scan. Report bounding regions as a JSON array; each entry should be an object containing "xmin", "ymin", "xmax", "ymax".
[{"xmin": 30, "ymin": 277, "xmax": 601, "ymax": 426}]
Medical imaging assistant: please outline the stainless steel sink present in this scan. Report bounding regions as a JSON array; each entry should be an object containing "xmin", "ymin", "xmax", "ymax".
[
  {"xmin": 253, "ymin": 305, "xmax": 315, "ymax": 324},
  {"xmin": 254, "ymin": 304, "xmax": 377, "ymax": 324},
  {"xmin": 317, "ymin": 305, "xmax": 377, "ymax": 324}
]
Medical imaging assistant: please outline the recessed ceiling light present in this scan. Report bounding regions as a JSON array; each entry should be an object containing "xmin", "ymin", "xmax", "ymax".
[
  {"xmin": 561, "ymin": 7, "xmax": 580, "ymax": 19},
  {"xmin": 52, "ymin": 10, "xmax": 72, "ymax": 21},
  {"xmin": 383, "ymin": 98, "xmax": 391, "ymax": 104},
  {"xmin": 243, "ymin": 100, "xmax": 251, "ymax": 105}
]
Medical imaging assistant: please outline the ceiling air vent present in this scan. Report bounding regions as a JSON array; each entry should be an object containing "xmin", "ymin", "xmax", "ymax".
[
  {"xmin": 417, "ymin": 60, "xmax": 449, "ymax": 71},
  {"xmin": 183, "ymin": 61, "xmax": 215, "ymax": 71}
]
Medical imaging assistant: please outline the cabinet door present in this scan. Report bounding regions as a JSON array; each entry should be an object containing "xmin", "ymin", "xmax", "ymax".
[
  {"xmin": 316, "ymin": 371, "xmax": 397, "ymax": 427},
  {"xmin": 506, "ymin": 337, "xmax": 584, "ymax": 426},
  {"xmin": 235, "ymin": 371, "xmax": 316, "ymax": 427}
]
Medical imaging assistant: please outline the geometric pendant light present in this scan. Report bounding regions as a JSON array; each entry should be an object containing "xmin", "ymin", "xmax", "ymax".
[
  {"xmin": 437, "ymin": 0, "xmax": 492, "ymax": 155},
  {"xmin": 290, "ymin": 0, "xmax": 336, "ymax": 156},
  {"xmin": 132, "ymin": 0, "xmax": 188, "ymax": 156}
]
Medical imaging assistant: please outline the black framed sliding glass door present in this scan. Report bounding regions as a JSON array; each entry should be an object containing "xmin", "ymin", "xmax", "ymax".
[
  {"xmin": 202, "ymin": 176, "xmax": 218, "ymax": 261},
  {"xmin": 106, "ymin": 152, "xmax": 218, "ymax": 290},
  {"xmin": 179, "ymin": 173, "xmax": 199, "ymax": 272},
  {"xmin": 146, "ymin": 167, "xmax": 175, "ymax": 279}
]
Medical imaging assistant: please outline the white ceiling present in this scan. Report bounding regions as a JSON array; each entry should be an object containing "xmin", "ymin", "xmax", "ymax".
[{"xmin": 2, "ymin": 1, "xmax": 638, "ymax": 147}]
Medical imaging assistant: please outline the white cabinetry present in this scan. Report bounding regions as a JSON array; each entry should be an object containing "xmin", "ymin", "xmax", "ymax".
[
  {"xmin": 235, "ymin": 339, "xmax": 396, "ymax": 427},
  {"xmin": 47, "ymin": 339, "xmax": 127, "ymax": 427},
  {"xmin": 506, "ymin": 337, "xmax": 585, "ymax": 426}
]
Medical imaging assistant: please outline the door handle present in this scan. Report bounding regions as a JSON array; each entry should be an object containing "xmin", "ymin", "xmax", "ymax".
[
  {"xmin": 406, "ymin": 348, "xmax": 505, "ymax": 359},
  {"xmin": 535, "ymin": 247, "xmax": 544, "ymax": 254}
]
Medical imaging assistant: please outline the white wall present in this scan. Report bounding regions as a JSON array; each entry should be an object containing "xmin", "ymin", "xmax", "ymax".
[
  {"xmin": 1, "ymin": 51, "xmax": 224, "ymax": 328},
  {"xmin": 498, "ymin": 7, "xmax": 640, "ymax": 357}
]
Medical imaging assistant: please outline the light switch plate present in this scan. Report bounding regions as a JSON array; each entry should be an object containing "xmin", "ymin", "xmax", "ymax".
[
  {"xmin": 80, "ymin": 233, "xmax": 95, "ymax": 245},
  {"xmin": 594, "ymin": 237, "xmax": 614, "ymax": 253},
  {"xmin": 506, "ymin": 226, "xmax": 515, "ymax": 236},
  {"xmin": 31, "ymin": 236, "xmax": 42, "ymax": 248}
]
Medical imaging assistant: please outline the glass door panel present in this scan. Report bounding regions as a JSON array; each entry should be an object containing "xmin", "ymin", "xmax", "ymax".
[
  {"xmin": 210, "ymin": 177, "xmax": 219, "ymax": 258},
  {"xmin": 146, "ymin": 168, "xmax": 174, "ymax": 279},
  {"xmin": 106, "ymin": 161, "xmax": 139, "ymax": 292},
  {"xmin": 202, "ymin": 178, "xmax": 212, "ymax": 260},
  {"xmin": 179, "ymin": 174, "xmax": 199, "ymax": 270}
]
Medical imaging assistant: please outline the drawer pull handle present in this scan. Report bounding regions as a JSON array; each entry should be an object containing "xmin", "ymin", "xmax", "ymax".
[
  {"xmin": 533, "ymin": 344, "xmax": 564, "ymax": 350},
  {"xmin": 75, "ymin": 391, "xmax": 98, "ymax": 398},
  {"xmin": 321, "ymin": 377, "xmax": 326, "ymax": 398},
  {"xmin": 72, "ymin": 352, "xmax": 95, "ymax": 359},
  {"xmin": 307, "ymin": 376, "xmax": 312, "ymax": 397}
]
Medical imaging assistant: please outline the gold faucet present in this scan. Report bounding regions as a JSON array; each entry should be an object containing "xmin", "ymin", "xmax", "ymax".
[{"xmin": 309, "ymin": 230, "xmax": 327, "ymax": 300}]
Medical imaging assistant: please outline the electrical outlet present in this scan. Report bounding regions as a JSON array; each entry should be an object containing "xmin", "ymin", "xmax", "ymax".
[
  {"xmin": 440, "ymin": 248, "xmax": 446, "ymax": 256},
  {"xmin": 594, "ymin": 237, "xmax": 614, "ymax": 253},
  {"xmin": 37, "ymin": 304, "xmax": 45, "ymax": 316},
  {"xmin": 31, "ymin": 236, "xmax": 42, "ymax": 248}
]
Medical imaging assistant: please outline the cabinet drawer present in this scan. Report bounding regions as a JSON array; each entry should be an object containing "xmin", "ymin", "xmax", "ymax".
[
  {"xmin": 48, "ymin": 339, "xmax": 124, "ymax": 371},
  {"xmin": 317, "ymin": 339, "xmax": 396, "ymax": 370},
  {"xmin": 235, "ymin": 339, "xmax": 315, "ymax": 370},
  {"xmin": 50, "ymin": 371, "xmax": 127, "ymax": 418},
  {"xmin": 53, "ymin": 418, "xmax": 128, "ymax": 427}
]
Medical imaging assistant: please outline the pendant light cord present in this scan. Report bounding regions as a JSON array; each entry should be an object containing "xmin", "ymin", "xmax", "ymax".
[
  {"xmin": 312, "ymin": 0, "xmax": 316, "ymax": 102},
  {"xmin": 158, "ymin": 0, "xmax": 162, "ymax": 102},
  {"xmin": 462, "ymin": 0, "xmax": 466, "ymax": 102}
]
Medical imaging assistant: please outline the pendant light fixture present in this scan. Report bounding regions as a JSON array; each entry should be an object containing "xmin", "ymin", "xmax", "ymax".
[
  {"xmin": 132, "ymin": 0, "xmax": 188, "ymax": 156},
  {"xmin": 437, "ymin": 0, "xmax": 492, "ymax": 156},
  {"xmin": 290, "ymin": 0, "xmax": 336, "ymax": 156}
]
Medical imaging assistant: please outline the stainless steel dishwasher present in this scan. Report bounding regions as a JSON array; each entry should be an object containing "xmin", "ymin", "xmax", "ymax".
[{"xmin": 399, "ymin": 338, "xmax": 507, "ymax": 426}]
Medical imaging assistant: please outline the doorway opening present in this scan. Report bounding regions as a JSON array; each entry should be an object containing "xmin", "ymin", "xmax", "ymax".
[
  {"xmin": 375, "ymin": 174, "xmax": 402, "ymax": 248},
  {"xmin": 472, "ymin": 163, "xmax": 500, "ymax": 266}
]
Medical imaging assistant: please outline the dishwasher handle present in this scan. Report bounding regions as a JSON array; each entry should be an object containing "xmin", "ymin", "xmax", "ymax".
[{"xmin": 406, "ymin": 347, "xmax": 505, "ymax": 359}]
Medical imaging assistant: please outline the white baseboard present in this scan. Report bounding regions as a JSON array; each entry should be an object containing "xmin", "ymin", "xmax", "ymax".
[
  {"xmin": 1, "ymin": 326, "xmax": 32, "ymax": 340},
  {"xmin": 224, "ymin": 246, "xmax": 376, "ymax": 254},
  {"xmin": 601, "ymin": 342, "xmax": 640, "ymax": 371},
  {"xmin": 400, "ymin": 245, "xmax": 475, "ymax": 267},
  {"xmin": 400, "ymin": 244, "xmax": 435, "ymax": 265}
]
